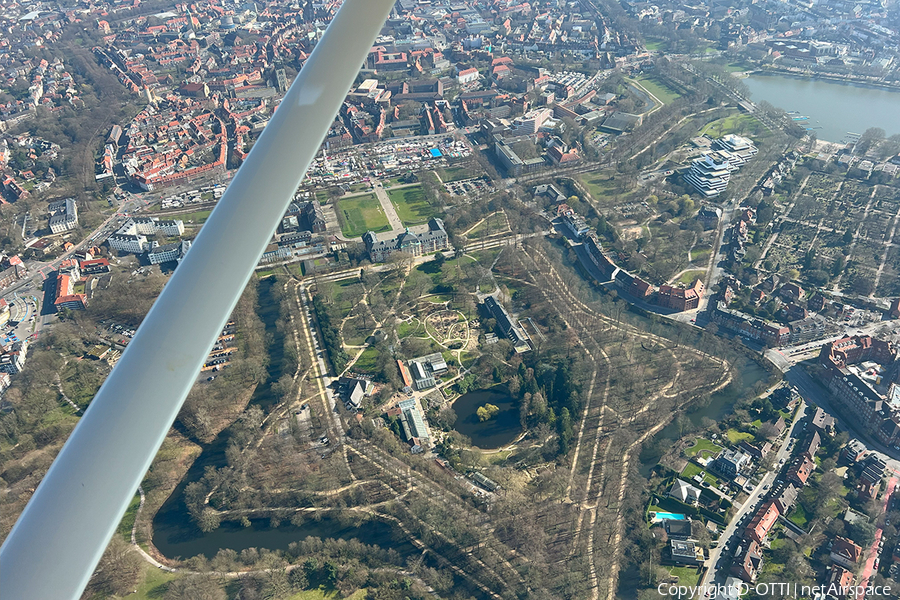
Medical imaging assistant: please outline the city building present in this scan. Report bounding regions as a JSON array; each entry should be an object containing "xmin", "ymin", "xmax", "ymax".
[
  {"xmin": 54, "ymin": 268, "xmax": 87, "ymax": 310},
  {"xmin": 48, "ymin": 198, "xmax": 78, "ymax": 233},
  {"xmin": 363, "ymin": 218, "xmax": 449, "ymax": 263},
  {"xmin": 147, "ymin": 240, "xmax": 192, "ymax": 265},
  {"xmin": 657, "ymin": 280, "xmax": 704, "ymax": 311},
  {"xmin": 684, "ymin": 153, "xmax": 733, "ymax": 197},
  {"xmin": 482, "ymin": 295, "xmax": 531, "ymax": 353},
  {"xmin": 407, "ymin": 352, "xmax": 449, "ymax": 391},
  {"xmin": 714, "ymin": 448, "xmax": 751, "ymax": 478}
]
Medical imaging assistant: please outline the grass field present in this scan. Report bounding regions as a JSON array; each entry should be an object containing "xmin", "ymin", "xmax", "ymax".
[
  {"xmin": 122, "ymin": 564, "xmax": 179, "ymax": 599},
  {"xmin": 288, "ymin": 588, "xmax": 367, "ymax": 600},
  {"xmin": 690, "ymin": 247, "xmax": 712, "ymax": 263},
  {"xmin": 677, "ymin": 269, "xmax": 707, "ymax": 285},
  {"xmin": 644, "ymin": 40, "xmax": 665, "ymax": 51},
  {"xmin": 467, "ymin": 212, "xmax": 508, "ymax": 239},
  {"xmin": 634, "ymin": 75, "xmax": 681, "ymax": 104},
  {"xmin": 353, "ymin": 346, "xmax": 381, "ymax": 373},
  {"xmin": 387, "ymin": 185, "xmax": 438, "ymax": 226},
  {"xmin": 117, "ymin": 492, "xmax": 141, "ymax": 540},
  {"xmin": 336, "ymin": 193, "xmax": 390, "ymax": 238},
  {"xmin": 578, "ymin": 170, "xmax": 621, "ymax": 201}
]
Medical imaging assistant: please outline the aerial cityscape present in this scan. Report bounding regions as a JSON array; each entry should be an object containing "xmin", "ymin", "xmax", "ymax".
[{"xmin": 2, "ymin": 0, "xmax": 900, "ymax": 598}]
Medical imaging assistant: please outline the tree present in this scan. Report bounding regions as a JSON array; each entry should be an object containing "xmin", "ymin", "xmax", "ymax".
[
  {"xmin": 84, "ymin": 537, "xmax": 142, "ymax": 597},
  {"xmin": 199, "ymin": 508, "xmax": 221, "ymax": 532},
  {"xmin": 165, "ymin": 574, "xmax": 227, "ymax": 600}
]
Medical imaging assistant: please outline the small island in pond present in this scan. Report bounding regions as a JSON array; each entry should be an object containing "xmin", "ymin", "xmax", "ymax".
[{"xmin": 476, "ymin": 403, "xmax": 500, "ymax": 422}]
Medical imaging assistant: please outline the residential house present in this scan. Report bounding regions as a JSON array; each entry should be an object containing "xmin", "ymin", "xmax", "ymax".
[
  {"xmin": 669, "ymin": 539, "xmax": 704, "ymax": 566},
  {"xmin": 830, "ymin": 537, "xmax": 862, "ymax": 569},
  {"xmin": 668, "ymin": 479, "xmax": 702, "ymax": 505},
  {"xmin": 714, "ymin": 448, "xmax": 751, "ymax": 479},
  {"xmin": 787, "ymin": 455, "xmax": 814, "ymax": 486},
  {"xmin": 745, "ymin": 501, "xmax": 780, "ymax": 543},
  {"xmin": 731, "ymin": 538, "xmax": 762, "ymax": 582}
]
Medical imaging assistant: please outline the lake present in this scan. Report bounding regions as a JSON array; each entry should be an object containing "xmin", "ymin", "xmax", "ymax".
[
  {"xmin": 745, "ymin": 73, "xmax": 900, "ymax": 143},
  {"xmin": 452, "ymin": 387, "xmax": 523, "ymax": 449}
]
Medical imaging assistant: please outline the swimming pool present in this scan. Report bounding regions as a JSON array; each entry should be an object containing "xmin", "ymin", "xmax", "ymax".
[{"xmin": 651, "ymin": 511, "xmax": 687, "ymax": 522}]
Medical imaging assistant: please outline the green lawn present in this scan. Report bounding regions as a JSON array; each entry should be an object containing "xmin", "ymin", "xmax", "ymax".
[
  {"xmin": 685, "ymin": 438, "xmax": 723, "ymax": 458},
  {"xmin": 677, "ymin": 270, "xmax": 706, "ymax": 285},
  {"xmin": 177, "ymin": 209, "xmax": 212, "ymax": 224},
  {"xmin": 699, "ymin": 113, "xmax": 763, "ymax": 138},
  {"xmin": 681, "ymin": 462, "xmax": 704, "ymax": 479},
  {"xmin": 387, "ymin": 185, "xmax": 437, "ymax": 226},
  {"xmin": 467, "ymin": 212, "xmax": 508, "ymax": 239},
  {"xmin": 122, "ymin": 564, "xmax": 179, "ymax": 599},
  {"xmin": 353, "ymin": 346, "xmax": 381, "ymax": 373},
  {"xmin": 117, "ymin": 492, "xmax": 141, "ymax": 540},
  {"xmin": 398, "ymin": 319, "xmax": 424, "ymax": 338},
  {"xmin": 288, "ymin": 587, "xmax": 368, "ymax": 600},
  {"xmin": 788, "ymin": 503, "xmax": 808, "ymax": 528},
  {"xmin": 669, "ymin": 566, "xmax": 701, "ymax": 587},
  {"xmin": 634, "ymin": 75, "xmax": 681, "ymax": 105},
  {"xmin": 645, "ymin": 40, "xmax": 665, "ymax": 51},
  {"xmin": 335, "ymin": 194, "xmax": 390, "ymax": 238},
  {"xmin": 442, "ymin": 165, "xmax": 480, "ymax": 182},
  {"xmin": 726, "ymin": 428, "xmax": 755, "ymax": 444},
  {"xmin": 690, "ymin": 247, "xmax": 712, "ymax": 263}
]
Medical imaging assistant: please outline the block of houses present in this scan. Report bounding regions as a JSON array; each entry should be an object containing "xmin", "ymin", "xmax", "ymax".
[
  {"xmin": 739, "ymin": 440, "xmax": 772, "ymax": 460},
  {"xmin": 771, "ymin": 482, "xmax": 798, "ymax": 514},
  {"xmin": 810, "ymin": 407, "xmax": 835, "ymax": 434}
]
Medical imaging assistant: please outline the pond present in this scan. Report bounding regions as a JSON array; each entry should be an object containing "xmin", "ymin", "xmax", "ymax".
[
  {"xmin": 152, "ymin": 513, "xmax": 416, "ymax": 560},
  {"xmin": 452, "ymin": 387, "xmax": 523, "ymax": 449}
]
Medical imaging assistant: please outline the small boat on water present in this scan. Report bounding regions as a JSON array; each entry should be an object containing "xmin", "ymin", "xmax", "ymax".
[{"xmin": 792, "ymin": 116, "xmax": 809, "ymax": 121}]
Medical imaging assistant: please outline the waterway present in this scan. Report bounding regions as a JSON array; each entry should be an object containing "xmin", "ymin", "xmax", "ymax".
[
  {"xmin": 452, "ymin": 387, "xmax": 523, "ymax": 449},
  {"xmin": 150, "ymin": 278, "xmax": 409, "ymax": 561},
  {"xmin": 637, "ymin": 354, "xmax": 770, "ymax": 476},
  {"xmin": 153, "ymin": 514, "xmax": 416, "ymax": 560},
  {"xmin": 745, "ymin": 73, "xmax": 900, "ymax": 143}
]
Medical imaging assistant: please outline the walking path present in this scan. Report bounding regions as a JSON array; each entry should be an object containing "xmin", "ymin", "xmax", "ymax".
[{"xmin": 372, "ymin": 182, "xmax": 405, "ymax": 237}]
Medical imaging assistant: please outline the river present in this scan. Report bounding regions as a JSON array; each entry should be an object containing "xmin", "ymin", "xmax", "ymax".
[{"xmin": 745, "ymin": 73, "xmax": 900, "ymax": 143}]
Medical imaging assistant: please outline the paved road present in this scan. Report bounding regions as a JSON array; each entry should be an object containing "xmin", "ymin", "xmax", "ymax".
[{"xmin": 701, "ymin": 401, "xmax": 807, "ymax": 587}]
